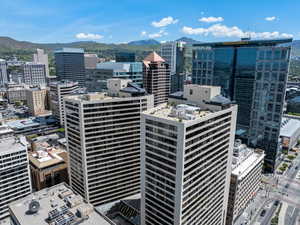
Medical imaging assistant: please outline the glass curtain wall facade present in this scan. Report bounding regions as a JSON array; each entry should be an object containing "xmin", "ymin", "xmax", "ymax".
[{"xmin": 192, "ymin": 39, "xmax": 292, "ymax": 172}]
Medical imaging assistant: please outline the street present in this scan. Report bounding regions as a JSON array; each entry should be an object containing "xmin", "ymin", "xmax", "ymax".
[{"xmin": 234, "ymin": 152, "xmax": 300, "ymax": 225}]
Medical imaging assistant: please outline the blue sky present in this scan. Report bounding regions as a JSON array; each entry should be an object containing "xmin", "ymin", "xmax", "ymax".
[{"xmin": 0, "ymin": 0, "xmax": 299, "ymax": 43}]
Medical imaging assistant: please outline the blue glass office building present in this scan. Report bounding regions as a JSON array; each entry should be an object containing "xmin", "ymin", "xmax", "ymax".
[{"xmin": 192, "ymin": 38, "xmax": 292, "ymax": 172}]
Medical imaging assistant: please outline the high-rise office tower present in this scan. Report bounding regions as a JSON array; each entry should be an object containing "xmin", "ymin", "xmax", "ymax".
[
  {"xmin": 84, "ymin": 53, "xmax": 98, "ymax": 69},
  {"xmin": 161, "ymin": 42, "xmax": 186, "ymax": 93},
  {"xmin": 49, "ymin": 80, "xmax": 79, "ymax": 126},
  {"xmin": 26, "ymin": 87, "xmax": 48, "ymax": 116},
  {"xmin": 115, "ymin": 52, "xmax": 136, "ymax": 62},
  {"xmin": 85, "ymin": 62, "xmax": 143, "ymax": 92},
  {"xmin": 143, "ymin": 52, "xmax": 170, "ymax": 106},
  {"xmin": 21, "ymin": 63, "xmax": 47, "ymax": 86},
  {"xmin": 55, "ymin": 48, "xmax": 85, "ymax": 86},
  {"xmin": 33, "ymin": 49, "xmax": 49, "ymax": 77},
  {"xmin": 0, "ymin": 131, "xmax": 32, "ymax": 220},
  {"xmin": 192, "ymin": 38, "xmax": 292, "ymax": 172},
  {"xmin": 64, "ymin": 79, "xmax": 154, "ymax": 206},
  {"xmin": 141, "ymin": 85, "xmax": 237, "ymax": 225},
  {"xmin": 0, "ymin": 59, "xmax": 8, "ymax": 87}
]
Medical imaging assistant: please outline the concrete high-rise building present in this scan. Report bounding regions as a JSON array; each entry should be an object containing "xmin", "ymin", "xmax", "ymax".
[
  {"xmin": 84, "ymin": 53, "xmax": 98, "ymax": 69},
  {"xmin": 55, "ymin": 48, "xmax": 85, "ymax": 86},
  {"xmin": 226, "ymin": 140, "xmax": 264, "ymax": 225},
  {"xmin": 115, "ymin": 52, "xmax": 135, "ymax": 62},
  {"xmin": 26, "ymin": 87, "xmax": 48, "ymax": 116},
  {"xmin": 85, "ymin": 62, "xmax": 143, "ymax": 92},
  {"xmin": 143, "ymin": 52, "xmax": 170, "ymax": 106},
  {"xmin": 192, "ymin": 38, "xmax": 292, "ymax": 172},
  {"xmin": 50, "ymin": 81, "xmax": 79, "ymax": 126},
  {"xmin": 21, "ymin": 63, "xmax": 47, "ymax": 86},
  {"xmin": 0, "ymin": 133, "xmax": 32, "ymax": 220},
  {"xmin": 33, "ymin": 49, "xmax": 49, "ymax": 77},
  {"xmin": 0, "ymin": 59, "xmax": 8, "ymax": 87},
  {"xmin": 141, "ymin": 86, "xmax": 237, "ymax": 225},
  {"xmin": 64, "ymin": 79, "xmax": 154, "ymax": 206}
]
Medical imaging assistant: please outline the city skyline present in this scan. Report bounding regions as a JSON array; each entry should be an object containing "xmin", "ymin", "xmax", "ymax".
[{"xmin": 0, "ymin": 0, "xmax": 299, "ymax": 43}]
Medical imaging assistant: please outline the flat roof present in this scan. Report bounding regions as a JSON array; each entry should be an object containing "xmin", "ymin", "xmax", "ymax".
[
  {"xmin": 9, "ymin": 183, "xmax": 111, "ymax": 225},
  {"xmin": 280, "ymin": 117, "xmax": 300, "ymax": 137},
  {"xmin": 232, "ymin": 150, "xmax": 264, "ymax": 179},
  {"xmin": 193, "ymin": 38, "xmax": 292, "ymax": 48},
  {"xmin": 0, "ymin": 136, "xmax": 27, "ymax": 155},
  {"xmin": 54, "ymin": 48, "xmax": 84, "ymax": 54},
  {"xmin": 143, "ymin": 104, "xmax": 211, "ymax": 123}
]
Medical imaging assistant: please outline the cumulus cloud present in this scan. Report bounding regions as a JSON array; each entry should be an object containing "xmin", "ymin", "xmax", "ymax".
[
  {"xmin": 151, "ymin": 16, "xmax": 178, "ymax": 28},
  {"xmin": 141, "ymin": 31, "xmax": 147, "ymax": 36},
  {"xmin": 75, "ymin": 33, "xmax": 103, "ymax": 40},
  {"xmin": 182, "ymin": 24, "xmax": 293, "ymax": 39},
  {"xmin": 148, "ymin": 29, "xmax": 168, "ymax": 38},
  {"xmin": 199, "ymin": 16, "xmax": 224, "ymax": 23},
  {"xmin": 265, "ymin": 16, "xmax": 276, "ymax": 21}
]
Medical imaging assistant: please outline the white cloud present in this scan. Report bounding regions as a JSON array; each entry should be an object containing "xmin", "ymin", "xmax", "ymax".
[
  {"xmin": 141, "ymin": 31, "xmax": 147, "ymax": 36},
  {"xmin": 151, "ymin": 16, "xmax": 178, "ymax": 28},
  {"xmin": 148, "ymin": 29, "xmax": 168, "ymax": 38},
  {"xmin": 199, "ymin": 16, "xmax": 224, "ymax": 23},
  {"xmin": 75, "ymin": 33, "xmax": 103, "ymax": 40},
  {"xmin": 182, "ymin": 24, "xmax": 293, "ymax": 39},
  {"xmin": 265, "ymin": 16, "xmax": 276, "ymax": 21}
]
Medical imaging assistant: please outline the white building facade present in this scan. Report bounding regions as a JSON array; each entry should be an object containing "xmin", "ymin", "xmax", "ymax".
[
  {"xmin": 141, "ymin": 100, "xmax": 237, "ymax": 224},
  {"xmin": 64, "ymin": 84, "xmax": 154, "ymax": 206},
  {"xmin": 0, "ymin": 134, "xmax": 32, "ymax": 219}
]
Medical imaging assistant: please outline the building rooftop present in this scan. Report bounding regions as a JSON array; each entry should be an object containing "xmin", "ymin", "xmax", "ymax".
[
  {"xmin": 0, "ymin": 125, "xmax": 13, "ymax": 135},
  {"xmin": 280, "ymin": 117, "xmax": 300, "ymax": 138},
  {"xmin": 0, "ymin": 136, "xmax": 27, "ymax": 155},
  {"xmin": 232, "ymin": 140, "xmax": 264, "ymax": 179},
  {"xmin": 143, "ymin": 51, "xmax": 165, "ymax": 63},
  {"xmin": 96, "ymin": 62, "xmax": 142, "ymax": 72},
  {"xmin": 9, "ymin": 183, "xmax": 111, "ymax": 225},
  {"xmin": 96, "ymin": 194, "xmax": 140, "ymax": 225},
  {"xmin": 193, "ymin": 38, "xmax": 293, "ymax": 47},
  {"xmin": 143, "ymin": 104, "xmax": 211, "ymax": 123},
  {"xmin": 29, "ymin": 146, "xmax": 67, "ymax": 169},
  {"xmin": 54, "ymin": 48, "xmax": 84, "ymax": 54}
]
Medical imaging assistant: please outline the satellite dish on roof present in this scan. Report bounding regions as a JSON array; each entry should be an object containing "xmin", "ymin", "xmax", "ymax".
[{"xmin": 28, "ymin": 200, "xmax": 40, "ymax": 214}]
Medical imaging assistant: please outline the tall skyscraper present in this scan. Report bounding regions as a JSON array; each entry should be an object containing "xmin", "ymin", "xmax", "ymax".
[
  {"xmin": 0, "ymin": 59, "xmax": 8, "ymax": 87},
  {"xmin": 161, "ymin": 42, "xmax": 186, "ymax": 93},
  {"xmin": 49, "ymin": 80, "xmax": 79, "ymax": 126},
  {"xmin": 141, "ymin": 85, "xmax": 237, "ymax": 225},
  {"xmin": 192, "ymin": 38, "xmax": 292, "ymax": 172},
  {"xmin": 54, "ymin": 48, "xmax": 85, "ymax": 86},
  {"xmin": 21, "ymin": 63, "xmax": 47, "ymax": 86},
  {"xmin": 115, "ymin": 52, "xmax": 136, "ymax": 62},
  {"xmin": 64, "ymin": 79, "xmax": 154, "ymax": 206},
  {"xmin": 143, "ymin": 51, "xmax": 170, "ymax": 106},
  {"xmin": 33, "ymin": 49, "xmax": 49, "ymax": 77},
  {"xmin": 0, "ymin": 131, "xmax": 32, "ymax": 219}
]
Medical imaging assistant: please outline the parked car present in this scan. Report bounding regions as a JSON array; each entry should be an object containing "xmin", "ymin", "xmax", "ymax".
[{"xmin": 260, "ymin": 209, "xmax": 266, "ymax": 217}]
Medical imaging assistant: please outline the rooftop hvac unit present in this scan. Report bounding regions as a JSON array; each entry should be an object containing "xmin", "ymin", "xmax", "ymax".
[
  {"xmin": 77, "ymin": 204, "xmax": 94, "ymax": 218},
  {"xmin": 28, "ymin": 200, "xmax": 40, "ymax": 214}
]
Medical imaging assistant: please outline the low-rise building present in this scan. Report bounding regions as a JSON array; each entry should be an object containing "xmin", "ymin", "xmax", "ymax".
[
  {"xmin": 0, "ymin": 135, "xmax": 32, "ymax": 220},
  {"xmin": 29, "ymin": 145, "xmax": 68, "ymax": 191},
  {"xmin": 9, "ymin": 183, "xmax": 112, "ymax": 225},
  {"xmin": 280, "ymin": 116, "xmax": 300, "ymax": 152},
  {"xmin": 226, "ymin": 140, "xmax": 264, "ymax": 225}
]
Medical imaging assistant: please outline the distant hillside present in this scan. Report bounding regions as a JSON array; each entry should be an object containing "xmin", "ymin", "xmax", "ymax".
[
  {"xmin": 127, "ymin": 39, "xmax": 160, "ymax": 46},
  {"xmin": 0, "ymin": 36, "xmax": 160, "ymax": 62}
]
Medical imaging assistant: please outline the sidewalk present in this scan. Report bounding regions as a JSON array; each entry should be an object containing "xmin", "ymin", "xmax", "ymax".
[{"xmin": 278, "ymin": 202, "xmax": 288, "ymax": 225}]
